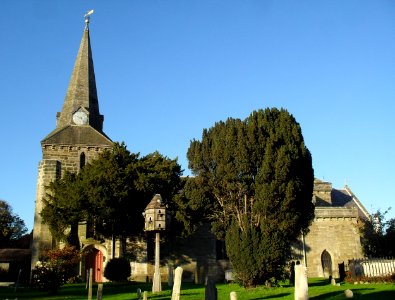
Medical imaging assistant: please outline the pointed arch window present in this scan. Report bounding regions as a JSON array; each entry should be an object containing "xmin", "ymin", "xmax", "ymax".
[{"xmin": 80, "ymin": 152, "xmax": 86, "ymax": 170}]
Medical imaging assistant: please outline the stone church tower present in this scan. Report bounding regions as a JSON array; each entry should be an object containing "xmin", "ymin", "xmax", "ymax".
[{"xmin": 31, "ymin": 18, "xmax": 113, "ymax": 271}]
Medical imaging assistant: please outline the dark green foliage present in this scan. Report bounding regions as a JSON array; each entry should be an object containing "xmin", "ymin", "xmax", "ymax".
[
  {"xmin": 41, "ymin": 142, "xmax": 183, "ymax": 245},
  {"xmin": 187, "ymin": 108, "xmax": 314, "ymax": 286},
  {"xmin": 104, "ymin": 257, "xmax": 131, "ymax": 281},
  {"xmin": 359, "ymin": 209, "xmax": 395, "ymax": 257},
  {"xmin": 0, "ymin": 199, "xmax": 27, "ymax": 248}
]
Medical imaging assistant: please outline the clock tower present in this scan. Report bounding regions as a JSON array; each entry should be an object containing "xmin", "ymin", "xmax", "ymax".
[{"xmin": 31, "ymin": 16, "xmax": 113, "ymax": 271}]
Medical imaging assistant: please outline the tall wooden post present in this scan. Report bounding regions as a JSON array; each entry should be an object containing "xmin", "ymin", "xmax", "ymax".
[
  {"xmin": 152, "ymin": 232, "xmax": 162, "ymax": 292},
  {"xmin": 143, "ymin": 194, "xmax": 168, "ymax": 294}
]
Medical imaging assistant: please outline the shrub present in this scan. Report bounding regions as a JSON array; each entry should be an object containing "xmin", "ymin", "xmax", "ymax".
[
  {"xmin": 104, "ymin": 257, "xmax": 131, "ymax": 281},
  {"xmin": 31, "ymin": 246, "xmax": 80, "ymax": 293}
]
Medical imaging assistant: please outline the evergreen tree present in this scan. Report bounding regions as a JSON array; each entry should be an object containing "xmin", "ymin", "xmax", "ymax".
[
  {"xmin": 0, "ymin": 200, "xmax": 28, "ymax": 248},
  {"xmin": 359, "ymin": 209, "xmax": 395, "ymax": 257},
  {"xmin": 187, "ymin": 108, "xmax": 314, "ymax": 286},
  {"xmin": 41, "ymin": 142, "xmax": 183, "ymax": 245}
]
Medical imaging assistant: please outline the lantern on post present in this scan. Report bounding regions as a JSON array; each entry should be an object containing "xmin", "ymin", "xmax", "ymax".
[{"xmin": 143, "ymin": 194, "xmax": 169, "ymax": 293}]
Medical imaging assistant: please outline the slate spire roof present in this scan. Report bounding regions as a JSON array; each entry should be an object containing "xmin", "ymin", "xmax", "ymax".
[
  {"xmin": 42, "ymin": 20, "xmax": 111, "ymax": 146},
  {"xmin": 57, "ymin": 23, "xmax": 102, "ymax": 131}
]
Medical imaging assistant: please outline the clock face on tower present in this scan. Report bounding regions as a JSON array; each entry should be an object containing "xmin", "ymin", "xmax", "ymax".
[{"xmin": 72, "ymin": 111, "xmax": 88, "ymax": 125}]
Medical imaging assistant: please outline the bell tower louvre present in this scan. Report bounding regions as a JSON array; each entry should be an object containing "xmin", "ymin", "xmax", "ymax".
[{"xmin": 31, "ymin": 15, "xmax": 113, "ymax": 271}]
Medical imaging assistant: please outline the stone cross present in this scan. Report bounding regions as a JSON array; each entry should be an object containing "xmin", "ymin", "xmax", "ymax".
[
  {"xmin": 171, "ymin": 266, "xmax": 183, "ymax": 300},
  {"xmin": 294, "ymin": 264, "xmax": 309, "ymax": 300},
  {"xmin": 205, "ymin": 277, "xmax": 217, "ymax": 300}
]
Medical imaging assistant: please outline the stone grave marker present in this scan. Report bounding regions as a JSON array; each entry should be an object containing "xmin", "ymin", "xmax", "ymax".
[
  {"xmin": 168, "ymin": 265, "xmax": 174, "ymax": 287},
  {"xmin": 230, "ymin": 291, "xmax": 237, "ymax": 300},
  {"xmin": 344, "ymin": 289, "xmax": 354, "ymax": 298},
  {"xmin": 294, "ymin": 264, "xmax": 309, "ymax": 300},
  {"xmin": 171, "ymin": 266, "xmax": 183, "ymax": 300},
  {"xmin": 137, "ymin": 288, "xmax": 142, "ymax": 299},
  {"xmin": 331, "ymin": 278, "xmax": 336, "ymax": 286},
  {"xmin": 205, "ymin": 277, "xmax": 217, "ymax": 300},
  {"xmin": 97, "ymin": 283, "xmax": 103, "ymax": 300}
]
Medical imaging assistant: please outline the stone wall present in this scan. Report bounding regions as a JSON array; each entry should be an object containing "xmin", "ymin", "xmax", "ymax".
[
  {"xmin": 31, "ymin": 144, "xmax": 111, "ymax": 270},
  {"xmin": 31, "ymin": 159, "xmax": 60, "ymax": 270},
  {"xmin": 302, "ymin": 207, "xmax": 363, "ymax": 278}
]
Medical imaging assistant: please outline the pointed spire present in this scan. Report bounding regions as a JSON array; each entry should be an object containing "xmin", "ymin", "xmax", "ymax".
[{"xmin": 56, "ymin": 13, "xmax": 103, "ymax": 132}]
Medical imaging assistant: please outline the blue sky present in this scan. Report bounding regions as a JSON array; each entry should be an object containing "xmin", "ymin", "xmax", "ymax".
[{"xmin": 1, "ymin": 0, "xmax": 394, "ymax": 231}]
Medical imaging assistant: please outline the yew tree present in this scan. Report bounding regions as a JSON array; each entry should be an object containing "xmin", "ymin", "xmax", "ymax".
[
  {"xmin": 41, "ymin": 142, "xmax": 182, "ymax": 246},
  {"xmin": 187, "ymin": 108, "xmax": 315, "ymax": 286}
]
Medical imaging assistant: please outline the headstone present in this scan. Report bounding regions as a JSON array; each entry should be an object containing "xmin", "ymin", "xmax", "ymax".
[
  {"xmin": 290, "ymin": 261, "xmax": 296, "ymax": 286},
  {"xmin": 168, "ymin": 265, "xmax": 174, "ymax": 287},
  {"xmin": 205, "ymin": 277, "xmax": 217, "ymax": 300},
  {"xmin": 137, "ymin": 288, "xmax": 142, "ymax": 300},
  {"xmin": 143, "ymin": 291, "xmax": 148, "ymax": 300},
  {"xmin": 294, "ymin": 265, "xmax": 309, "ymax": 300},
  {"xmin": 344, "ymin": 289, "xmax": 354, "ymax": 298},
  {"xmin": 230, "ymin": 291, "xmax": 237, "ymax": 300},
  {"xmin": 171, "ymin": 266, "xmax": 183, "ymax": 300},
  {"xmin": 331, "ymin": 278, "xmax": 336, "ymax": 286},
  {"xmin": 97, "ymin": 283, "xmax": 103, "ymax": 300},
  {"xmin": 88, "ymin": 268, "xmax": 93, "ymax": 300}
]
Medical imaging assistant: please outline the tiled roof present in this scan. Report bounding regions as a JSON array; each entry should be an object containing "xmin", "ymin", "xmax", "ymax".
[
  {"xmin": 0, "ymin": 249, "xmax": 31, "ymax": 262},
  {"xmin": 42, "ymin": 125, "xmax": 112, "ymax": 146}
]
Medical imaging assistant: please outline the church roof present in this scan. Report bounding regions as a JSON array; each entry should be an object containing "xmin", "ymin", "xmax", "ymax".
[
  {"xmin": 43, "ymin": 19, "xmax": 112, "ymax": 146},
  {"xmin": 42, "ymin": 125, "xmax": 112, "ymax": 146},
  {"xmin": 0, "ymin": 249, "xmax": 31, "ymax": 262},
  {"xmin": 55, "ymin": 21, "xmax": 104, "ymax": 132},
  {"xmin": 313, "ymin": 179, "xmax": 370, "ymax": 219}
]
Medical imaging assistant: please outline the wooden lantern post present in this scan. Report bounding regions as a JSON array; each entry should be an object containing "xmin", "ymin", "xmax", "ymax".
[{"xmin": 143, "ymin": 194, "xmax": 169, "ymax": 293}]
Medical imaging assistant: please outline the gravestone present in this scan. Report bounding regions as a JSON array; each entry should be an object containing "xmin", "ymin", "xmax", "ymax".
[
  {"xmin": 137, "ymin": 288, "xmax": 142, "ymax": 300},
  {"xmin": 205, "ymin": 277, "xmax": 217, "ymax": 300},
  {"xmin": 143, "ymin": 291, "xmax": 148, "ymax": 300},
  {"xmin": 344, "ymin": 289, "xmax": 354, "ymax": 298},
  {"xmin": 331, "ymin": 278, "xmax": 336, "ymax": 286},
  {"xmin": 88, "ymin": 268, "xmax": 93, "ymax": 300},
  {"xmin": 171, "ymin": 266, "xmax": 183, "ymax": 300},
  {"xmin": 168, "ymin": 265, "xmax": 174, "ymax": 287},
  {"xmin": 294, "ymin": 264, "xmax": 309, "ymax": 300},
  {"xmin": 230, "ymin": 291, "xmax": 237, "ymax": 300},
  {"xmin": 97, "ymin": 283, "xmax": 103, "ymax": 300}
]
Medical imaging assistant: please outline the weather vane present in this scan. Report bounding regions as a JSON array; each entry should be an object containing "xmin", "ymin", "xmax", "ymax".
[{"xmin": 84, "ymin": 9, "xmax": 94, "ymax": 28}]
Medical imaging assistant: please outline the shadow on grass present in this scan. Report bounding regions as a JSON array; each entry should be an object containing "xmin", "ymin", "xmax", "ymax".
[
  {"xmin": 259, "ymin": 292, "xmax": 291, "ymax": 299},
  {"xmin": 310, "ymin": 288, "xmax": 395, "ymax": 300},
  {"xmin": 308, "ymin": 278, "xmax": 330, "ymax": 287},
  {"xmin": 310, "ymin": 290, "xmax": 345, "ymax": 299},
  {"xmin": 354, "ymin": 290, "xmax": 395, "ymax": 300}
]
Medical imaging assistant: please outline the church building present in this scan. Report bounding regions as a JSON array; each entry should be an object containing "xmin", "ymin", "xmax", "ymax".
[
  {"xmin": 300, "ymin": 179, "xmax": 370, "ymax": 278},
  {"xmin": 31, "ymin": 16, "xmax": 114, "ymax": 282},
  {"xmin": 31, "ymin": 17, "xmax": 370, "ymax": 283}
]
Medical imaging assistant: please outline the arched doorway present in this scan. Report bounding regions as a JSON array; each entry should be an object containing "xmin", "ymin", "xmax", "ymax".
[
  {"xmin": 85, "ymin": 248, "xmax": 103, "ymax": 282},
  {"xmin": 321, "ymin": 250, "xmax": 332, "ymax": 278}
]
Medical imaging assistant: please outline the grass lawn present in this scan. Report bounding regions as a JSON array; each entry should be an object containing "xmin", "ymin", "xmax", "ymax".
[{"xmin": 0, "ymin": 279, "xmax": 394, "ymax": 300}]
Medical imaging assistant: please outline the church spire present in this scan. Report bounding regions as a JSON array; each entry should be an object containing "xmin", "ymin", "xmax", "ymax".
[{"xmin": 56, "ymin": 11, "xmax": 104, "ymax": 132}]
